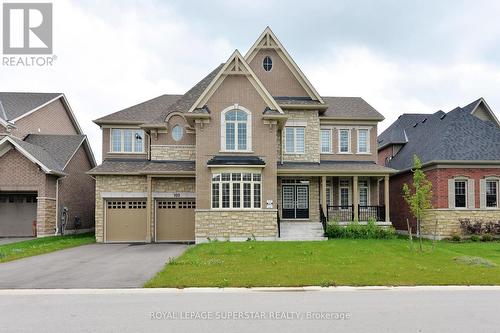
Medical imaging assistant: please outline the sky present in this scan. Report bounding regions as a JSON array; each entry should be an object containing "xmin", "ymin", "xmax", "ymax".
[{"xmin": 1, "ymin": 0, "xmax": 500, "ymax": 163}]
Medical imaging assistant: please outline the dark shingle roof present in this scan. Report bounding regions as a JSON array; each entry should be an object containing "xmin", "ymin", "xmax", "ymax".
[
  {"xmin": 277, "ymin": 161, "xmax": 395, "ymax": 173},
  {"xmin": 321, "ymin": 97, "xmax": 384, "ymax": 120},
  {"xmin": 274, "ymin": 96, "xmax": 324, "ymax": 106},
  {"xmin": 383, "ymin": 106, "xmax": 500, "ymax": 171},
  {"xmin": 88, "ymin": 160, "xmax": 195, "ymax": 175},
  {"xmin": 24, "ymin": 134, "xmax": 85, "ymax": 168},
  {"xmin": 377, "ymin": 113, "xmax": 429, "ymax": 148},
  {"xmin": 0, "ymin": 92, "xmax": 61, "ymax": 121},
  {"xmin": 93, "ymin": 94, "xmax": 182, "ymax": 124},
  {"xmin": 8, "ymin": 136, "xmax": 64, "ymax": 174},
  {"xmin": 207, "ymin": 155, "xmax": 266, "ymax": 166}
]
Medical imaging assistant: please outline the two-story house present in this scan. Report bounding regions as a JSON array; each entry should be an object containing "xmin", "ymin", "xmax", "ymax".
[
  {"xmin": 0, "ymin": 93, "xmax": 96, "ymax": 237},
  {"xmin": 89, "ymin": 27, "xmax": 395, "ymax": 243}
]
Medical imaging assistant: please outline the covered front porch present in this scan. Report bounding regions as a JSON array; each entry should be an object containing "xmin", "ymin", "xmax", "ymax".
[{"xmin": 277, "ymin": 161, "xmax": 395, "ymax": 228}]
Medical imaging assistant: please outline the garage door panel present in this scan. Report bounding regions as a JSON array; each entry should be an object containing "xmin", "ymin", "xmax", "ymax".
[
  {"xmin": 156, "ymin": 199, "xmax": 195, "ymax": 242},
  {"xmin": 0, "ymin": 194, "xmax": 37, "ymax": 237},
  {"xmin": 106, "ymin": 200, "xmax": 147, "ymax": 242}
]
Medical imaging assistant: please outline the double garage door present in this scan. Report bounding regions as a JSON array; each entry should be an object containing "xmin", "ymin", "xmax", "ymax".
[
  {"xmin": 105, "ymin": 199, "xmax": 195, "ymax": 242},
  {"xmin": 0, "ymin": 193, "xmax": 37, "ymax": 237}
]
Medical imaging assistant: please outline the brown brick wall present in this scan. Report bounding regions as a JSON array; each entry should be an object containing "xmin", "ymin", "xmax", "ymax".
[
  {"xmin": 321, "ymin": 126, "xmax": 378, "ymax": 162},
  {"xmin": 58, "ymin": 145, "xmax": 95, "ymax": 231},
  {"xmin": 11, "ymin": 98, "xmax": 78, "ymax": 138}
]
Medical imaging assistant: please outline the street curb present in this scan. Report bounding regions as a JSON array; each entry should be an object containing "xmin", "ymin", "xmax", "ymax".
[{"xmin": 1, "ymin": 285, "xmax": 500, "ymax": 295}]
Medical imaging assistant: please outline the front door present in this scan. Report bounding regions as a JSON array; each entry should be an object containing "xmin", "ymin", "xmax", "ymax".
[{"xmin": 282, "ymin": 184, "xmax": 309, "ymax": 219}]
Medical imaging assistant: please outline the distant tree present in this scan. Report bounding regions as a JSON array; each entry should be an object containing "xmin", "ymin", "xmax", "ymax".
[{"xmin": 402, "ymin": 155, "xmax": 433, "ymax": 251}]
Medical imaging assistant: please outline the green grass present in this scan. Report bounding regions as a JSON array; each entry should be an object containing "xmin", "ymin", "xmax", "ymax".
[
  {"xmin": 0, "ymin": 233, "xmax": 95, "ymax": 263},
  {"xmin": 145, "ymin": 239, "xmax": 500, "ymax": 287}
]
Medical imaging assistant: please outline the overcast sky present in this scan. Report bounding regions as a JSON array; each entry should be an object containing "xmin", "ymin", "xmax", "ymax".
[{"xmin": 2, "ymin": 0, "xmax": 500, "ymax": 162}]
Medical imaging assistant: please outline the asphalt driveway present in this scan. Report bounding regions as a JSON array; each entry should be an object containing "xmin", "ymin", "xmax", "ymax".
[{"xmin": 0, "ymin": 243, "xmax": 187, "ymax": 289}]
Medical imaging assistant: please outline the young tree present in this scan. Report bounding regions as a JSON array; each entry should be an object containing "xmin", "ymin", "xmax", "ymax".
[{"xmin": 402, "ymin": 155, "xmax": 433, "ymax": 251}]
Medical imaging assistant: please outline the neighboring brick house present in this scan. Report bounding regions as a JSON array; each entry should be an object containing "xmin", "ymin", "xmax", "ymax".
[
  {"xmin": 378, "ymin": 98, "xmax": 500, "ymax": 238},
  {"xmin": 0, "ymin": 93, "xmax": 96, "ymax": 237},
  {"xmin": 89, "ymin": 27, "xmax": 395, "ymax": 243}
]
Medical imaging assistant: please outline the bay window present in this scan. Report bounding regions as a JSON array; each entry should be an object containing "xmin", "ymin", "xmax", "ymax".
[
  {"xmin": 212, "ymin": 172, "xmax": 262, "ymax": 209},
  {"xmin": 285, "ymin": 127, "xmax": 305, "ymax": 154},
  {"xmin": 111, "ymin": 129, "xmax": 144, "ymax": 153}
]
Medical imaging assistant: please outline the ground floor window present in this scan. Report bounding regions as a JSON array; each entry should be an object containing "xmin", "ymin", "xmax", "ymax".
[
  {"xmin": 339, "ymin": 178, "xmax": 350, "ymax": 207},
  {"xmin": 359, "ymin": 179, "xmax": 369, "ymax": 206},
  {"xmin": 486, "ymin": 180, "xmax": 498, "ymax": 208},
  {"xmin": 212, "ymin": 172, "xmax": 261, "ymax": 209},
  {"xmin": 455, "ymin": 180, "xmax": 467, "ymax": 208}
]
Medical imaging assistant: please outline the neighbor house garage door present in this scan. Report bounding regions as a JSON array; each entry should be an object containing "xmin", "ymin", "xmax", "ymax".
[
  {"xmin": 155, "ymin": 199, "xmax": 195, "ymax": 242},
  {"xmin": 0, "ymin": 193, "xmax": 37, "ymax": 237},
  {"xmin": 105, "ymin": 200, "xmax": 148, "ymax": 242}
]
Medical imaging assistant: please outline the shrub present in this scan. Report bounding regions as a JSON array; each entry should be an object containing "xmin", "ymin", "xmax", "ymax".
[
  {"xmin": 459, "ymin": 218, "xmax": 500, "ymax": 236},
  {"xmin": 325, "ymin": 219, "xmax": 395, "ymax": 239},
  {"xmin": 470, "ymin": 235, "xmax": 481, "ymax": 242},
  {"xmin": 481, "ymin": 234, "xmax": 494, "ymax": 242},
  {"xmin": 450, "ymin": 233, "xmax": 461, "ymax": 242}
]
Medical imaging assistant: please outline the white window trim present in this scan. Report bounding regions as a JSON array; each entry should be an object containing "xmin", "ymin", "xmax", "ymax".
[
  {"xmin": 211, "ymin": 171, "xmax": 262, "ymax": 210},
  {"xmin": 338, "ymin": 128, "xmax": 352, "ymax": 154},
  {"xmin": 284, "ymin": 126, "xmax": 306, "ymax": 154},
  {"xmin": 220, "ymin": 104, "xmax": 252, "ymax": 153},
  {"xmin": 454, "ymin": 178, "xmax": 468, "ymax": 209},
  {"xmin": 320, "ymin": 128, "xmax": 333, "ymax": 154},
  {"xmin": 358, "ymin": 178, "xmax": 370, "ymax": 206},
  {"xmin": 109, "ymin": 128, "xmax": 145, "ymax": 154},
  {"xmin": 485, "ymin": 178, "xmax": 500, "ymax": 209},
  {"xmin": 338, "ymin": 177, "xmax": 351, "ymax": 207},
  {"xmin": 356, "ymin": 127, "xmax": 371, "ymax": 154}
]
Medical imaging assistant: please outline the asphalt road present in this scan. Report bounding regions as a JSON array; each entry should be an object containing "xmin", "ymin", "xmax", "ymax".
[
  {"xmin": 0, "ymin": 288, "xmax": 499, "ymax": 333},
  {"xmin": 0, "ymin": 243, "xmax": 187, "ymax": 288}
]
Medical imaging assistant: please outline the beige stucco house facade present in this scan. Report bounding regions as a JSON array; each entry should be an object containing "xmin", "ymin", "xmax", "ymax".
[{"xmin": 89, "ymin": 27, "xmax": 395, "ymax": 243}]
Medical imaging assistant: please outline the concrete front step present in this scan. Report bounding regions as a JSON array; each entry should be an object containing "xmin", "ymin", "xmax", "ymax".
[{"xmin": 278, "ymin": 222, "xmax": 327, "ymax": 241}]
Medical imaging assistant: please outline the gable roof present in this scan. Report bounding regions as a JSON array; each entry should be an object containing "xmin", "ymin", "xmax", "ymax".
[
  {"xmin": 0, "ymin": 92, "xmax": 61, "ymax": 121},
  {"xmin": 187, "ymin": 50, "xmax": 284, "ymax": 115},
  {"xmin": 321, "ymin": 97, "xmax": 385, "ymax": 120},
  {"xmin": 462, "ymin": 97, "xmax": 500, "ymax": 127},
  {"xmin": 94, "ymin": 94, "xmax": 182, "ymax": 124},
  {"xmin": 379, "ymin": 101, "xmax": 500, "ymax": 171},
  {"xmin": 245, "ymin": 27, "xmax": 324, "ymax": 103},
  {"xmin": 24, "ymin": 134, "xmax": 90, "ymax": 169}
]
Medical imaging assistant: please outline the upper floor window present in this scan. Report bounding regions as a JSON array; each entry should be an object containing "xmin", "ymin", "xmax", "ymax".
[
  {"xmin": 211, "ymin": 172, "xmax": 261, "ymax": 209},
  {"xmin": 357, "ymin": 129, "xmax": 369, "ymax": 153},
  {"xmin": 486, "ymin": 179, "xmax": 498, "ymax": 208},
  {"xmin": 111, "ymin": 128, "xmax": 144, "ymax": 153},
  {"xmin": 320, "ymin": 129, "xmax": 332, "ymax": 153},
  {"xmin": 285, "ymin": 127, "xmax": 305, "ymax": 154},
  {"xmin": 455, "ymin": 180, "xmax": 467, "ymax": 208},
  {"xmin": 263, "ymin": 56, "xmax": 272, "ymax": 72},
  {"xmin": 172, "ymin": 125, "xmax": 183, "ymax": 141},
  {"xmin": 221, "ymin": 107, "xmax": 251, "ymax": 152},
  {"xmin": 339, "ymin": 129, "xmax": 351, "ymax": 153}
]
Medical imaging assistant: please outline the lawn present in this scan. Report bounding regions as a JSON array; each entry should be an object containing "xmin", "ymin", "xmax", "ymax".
[
  {"xmin": 0, "ymin": 233, "xmax": 95, "ymax": 263},
  {"xmin": 145, "ymin": 239, "xmax": 500, "ymax": 287}
]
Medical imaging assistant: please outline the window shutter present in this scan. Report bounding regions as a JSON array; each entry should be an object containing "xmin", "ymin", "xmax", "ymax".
[
  {"xmin": 468, "ymin": 179, "xmax": 475, "ymax": 209},
  {"xmin": 479, "ymin": 179, "xmax": 486, "ymax": 208},
  {"xmin": 448, "ymin": 179, "xmax": 455, "ymax": 208}
]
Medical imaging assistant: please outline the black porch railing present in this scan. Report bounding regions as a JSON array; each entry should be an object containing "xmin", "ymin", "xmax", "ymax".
[
  {"xmin": 277, "ymin": 205, "xmax": 281, "ymax": 238},
  {"xmin": 326, "ymin": 205, "xmax": 354, "ymax": 222},
  {"xmin": 326, "ymin": 205, "xmax": 385, "ymax": 222}
]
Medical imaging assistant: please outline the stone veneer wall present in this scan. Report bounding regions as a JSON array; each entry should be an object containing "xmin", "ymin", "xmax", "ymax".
[
  {"xmin": 154, "ymin": 178, "xmax": 195, "ymax": 193},
  {"xmin": 36, "ymin": 198, "xmax": 56, "ymax": 236},
  {"xmin": 421, "ymin": 209, "xmax": 500, "ymax": 239},
  {"xmin": 195, "ymin": 210, "xmax": 278, "ymax": 242},
  {"xmin": 151, "ymin": 145, "xmax": 196, "ymax": 160},
  {"xmin": 95, "ymin": 175, "xmax": 147, "ymax": 242},
  {"xmin": 282, "ymin": 111, "xmax": 320, "ymax": 163}
]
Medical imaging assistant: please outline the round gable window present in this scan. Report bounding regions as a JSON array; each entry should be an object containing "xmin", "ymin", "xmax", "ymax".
[
  {"xmin": 172, "ymin": 125, "xmax": 183, "ymax": 141},
  {"xmin": 263, "ymin": 56, "xmax": 272, "ymax": 72}
]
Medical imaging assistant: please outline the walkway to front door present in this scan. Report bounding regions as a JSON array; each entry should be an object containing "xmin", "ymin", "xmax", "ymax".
[{"xmin": 282, "ymin": 182, "xmax": 309, "ymax": 219}]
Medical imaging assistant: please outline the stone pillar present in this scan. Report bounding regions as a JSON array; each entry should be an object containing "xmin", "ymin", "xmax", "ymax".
[
  {"xmin": 146, "ymin": 175, "xmax": 152, "ymax": 242},
  {"xmin": 353, "ymin": 175, "xmax": 358, "ymax": 221},
  {"xmin": 321, "ymin": 176, "xmax": 327, "ymax": 217},
  {"xmin": 384, "ymin": 175, "xmax": 390, "ymax": 222},
  {"xmin": 36, "ymin": 197, "xmax": 57, "ymax": 237}
]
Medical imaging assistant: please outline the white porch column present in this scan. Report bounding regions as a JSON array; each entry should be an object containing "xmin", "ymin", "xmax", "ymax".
[
  {"xmin": 384, "ymin": 175, "xmax": 390, "ymax": 222},
  {"xmin": 353, "ymin": 175, "xmax": 358, "ymax": 221},
  {"xmin": 321, "ymin": 176, "xmax": 327, "ymax": 216}
]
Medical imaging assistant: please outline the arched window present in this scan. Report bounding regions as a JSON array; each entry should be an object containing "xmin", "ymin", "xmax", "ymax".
[{"xmin": 221, "ymin": 106, "xmax": 251, "ymax": 151}]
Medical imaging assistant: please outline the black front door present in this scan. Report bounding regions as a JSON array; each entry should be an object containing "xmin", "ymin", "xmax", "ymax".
[{"xmin": 282, "ymin": 184, "xmax": 309, "ymax": 219}]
